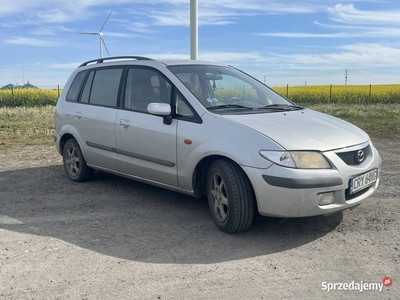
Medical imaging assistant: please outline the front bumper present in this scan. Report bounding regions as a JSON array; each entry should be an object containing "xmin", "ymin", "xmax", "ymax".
[{"xmin": 242, "ymin": 143, "xmax": 382, "ymax": 218}]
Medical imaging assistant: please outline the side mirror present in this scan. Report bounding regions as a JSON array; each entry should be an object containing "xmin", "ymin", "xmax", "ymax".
[{"xmin": 147, "ymin": 103, "xmax": 172, "ymax": 125}]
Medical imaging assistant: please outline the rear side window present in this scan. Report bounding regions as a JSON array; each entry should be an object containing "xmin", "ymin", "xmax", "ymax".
[
  {"xmin": 66, "ymin": 71, "xmax": 86, "ymax": 102},
  {"xmin": 80, "ymin": 71, "xmax": 94, "ymax": 103},
  {"xmin": 81, "ymin": 68, "xmax": 123, "ymax": 107}
]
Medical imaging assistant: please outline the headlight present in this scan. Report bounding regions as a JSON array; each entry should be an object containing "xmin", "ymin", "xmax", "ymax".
[{"xmin": 260, "ymin": 151, "xmax": 331, "ymax": 169}]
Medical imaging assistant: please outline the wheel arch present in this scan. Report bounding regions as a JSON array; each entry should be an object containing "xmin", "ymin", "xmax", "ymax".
[
  {"xmin": 192, "ymin": 155, "xmax": 256, "ymax": 203},
  {"xmin": 60, "ymin": 133, "xmax": 76, "ymax": 154}
]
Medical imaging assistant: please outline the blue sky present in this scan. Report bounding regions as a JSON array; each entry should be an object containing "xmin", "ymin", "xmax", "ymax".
[{"xmin": 1, "ymin": 0, "xmax": 400, "ymax": 88}]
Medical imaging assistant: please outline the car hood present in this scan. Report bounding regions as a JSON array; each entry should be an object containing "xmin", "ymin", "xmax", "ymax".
[{"xmin": 221, "ymin": 109, "xmax": 369, "ymax": 151}]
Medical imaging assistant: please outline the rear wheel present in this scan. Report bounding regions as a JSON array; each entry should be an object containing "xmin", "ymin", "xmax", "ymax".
[
  {"xmin": 207, "ymin": 159, "xmax": 255, "ymax": 233},
  {"xmin": 63, "ymin": 138, "xmax": 93, "ymax": 182}
]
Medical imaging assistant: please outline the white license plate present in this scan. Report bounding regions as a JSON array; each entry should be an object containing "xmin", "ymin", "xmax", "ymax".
[{"xmin": 349, "ymin": 169, "xmax": 378, "ymax": 195}]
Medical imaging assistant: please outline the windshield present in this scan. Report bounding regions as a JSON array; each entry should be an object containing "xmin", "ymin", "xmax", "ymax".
[{"xmin": 168, "ymin": 65, "xmax": 295, "ymax": 112}]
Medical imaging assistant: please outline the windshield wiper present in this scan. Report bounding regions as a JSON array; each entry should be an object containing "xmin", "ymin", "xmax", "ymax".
[
  {"xmin": 258, "ymin": 104, "xmax": 303, "ymax": 111},
  {"xmin": 208, "ymin": 104, "xmax": 253, "ymax": 110}
]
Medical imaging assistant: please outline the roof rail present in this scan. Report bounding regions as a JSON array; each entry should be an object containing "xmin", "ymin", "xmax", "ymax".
[{"xmin": 79, "ymin": 56, "xmax": 154, "ymax": 67}]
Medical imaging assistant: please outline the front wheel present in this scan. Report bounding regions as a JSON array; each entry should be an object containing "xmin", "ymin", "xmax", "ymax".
[
  {"xmin": 207, "ymin": 159, "xmax": 255, "ymax": 233},
  {"xmin": 63, "ymin": 138, "xmax": 93, "ymax": 182}
]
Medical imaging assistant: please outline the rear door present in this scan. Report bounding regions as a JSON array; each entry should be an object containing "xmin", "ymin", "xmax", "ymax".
[{"xmin": 73, "ymin": 67, "xmax": 123, "ymax": 171}]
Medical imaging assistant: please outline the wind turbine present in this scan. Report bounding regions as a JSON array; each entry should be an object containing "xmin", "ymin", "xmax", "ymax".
[{"xmin": 79, "ymin": 12, "xmax": 112, "ymax": 58}]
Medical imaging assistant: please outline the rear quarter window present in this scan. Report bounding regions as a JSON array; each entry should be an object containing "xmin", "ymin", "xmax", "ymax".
[{"xmin": 66, "ymin": 71, "xmax": 87, "ymax": 102}]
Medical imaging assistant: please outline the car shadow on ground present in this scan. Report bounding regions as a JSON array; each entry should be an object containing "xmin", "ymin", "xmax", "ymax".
[{"xmin": 0, "ymin": 166, "xmax": 343, "ymax": 264}]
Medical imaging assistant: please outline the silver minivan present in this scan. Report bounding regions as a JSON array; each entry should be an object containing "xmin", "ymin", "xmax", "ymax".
[{"xmin": 55, "ymin": 56, "xmax": 381, "ymax": 233}]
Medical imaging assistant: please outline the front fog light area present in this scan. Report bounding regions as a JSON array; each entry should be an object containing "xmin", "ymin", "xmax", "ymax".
[{"xmin": 317, "ymin": 192, "xmax": 335, "ymax": 206}]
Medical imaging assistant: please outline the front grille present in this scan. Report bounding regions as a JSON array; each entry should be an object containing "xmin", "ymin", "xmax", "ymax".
[
  {"xmin": 336, "ymin": 145, "xmax": 370, "ymax": 166},
  {"xmin": 345, "ymin": 185, "xmax": 371, "ymax": 201}
]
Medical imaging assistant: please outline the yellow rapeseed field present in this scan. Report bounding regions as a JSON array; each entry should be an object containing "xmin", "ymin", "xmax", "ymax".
[
  {"xmin": 0, "ymin": 88, "xmax": 60, "ymax": 107},
  {"xmin": 1, "ymin": 85, "xmax": 400, "ymax": 107},
  {"xmin": 273, "ymin": 84, "xmax": 400, "ymax": 104}
]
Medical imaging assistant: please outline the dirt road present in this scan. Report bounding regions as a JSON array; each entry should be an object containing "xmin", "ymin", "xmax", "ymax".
[{"xmin": 0, "ymin": 139, "xmax": 399, "ymax": 299}]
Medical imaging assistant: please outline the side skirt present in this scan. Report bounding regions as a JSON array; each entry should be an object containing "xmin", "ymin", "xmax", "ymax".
[{"xmin": 87, "ymin": 164, "xmax": 196, "ymax": 197}]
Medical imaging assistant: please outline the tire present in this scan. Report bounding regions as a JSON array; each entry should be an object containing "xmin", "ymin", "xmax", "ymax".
[
  {"xmin": 63, "ymin": 138, "xmax": 93, "ymax": 182},
  {"xmin": 207, "ymin": 159, "xmax": 255, "ymax": 233}
]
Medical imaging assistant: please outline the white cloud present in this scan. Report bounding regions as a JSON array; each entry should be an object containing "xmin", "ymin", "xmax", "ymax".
[
  {"xmin": 0, "ymin": 0, "xmax": 48, "ymax": 16},
  {"xmin": 47, "ymin": 62, "xmax": 81, "ymax": 69},
  {"xmin": 258, "ymin": 32, "xmax": 350, "ymax": 38},
  {"xmin": 30, "ymin": 25, "xmax": 71, "ymax": 36},
  {"xmin": 258, "ymin": 28, "xmax": 400, "ymax": 38},
  {"xmin": 146, "ymin": 43, "xmax": 400, "ymax": 71},
  {"xmin": 146, "ymin": 51, "xmax": 263, "ymax": 62},
  {"xmin": 4, "ymin": 36, "xmax": 60, "ymax": 47},
  {"xmin": 1, "ymin": 0, "xmax": 323, "ymax": 28},
  {"xmin": 37, "ymin": 9, "xmax": 76, "ymax": 24},
  {"xmin": 258, "ymin": 4, "xmax": 400, "ymax": 39},
  {"xmin": 337, "ymin": 43, "xmax": 400, "ymax": 65},
  {"xmin": 104, "ymin": 31, "xmax": 139, "ymax": 38},
  {"xmin": 118, "ymin": 21, "xmax": 153, "ymax": 33},
  {"xmin": 136, "ymin": 1, "xmax": 321, "ymax": 27},
  {"xmin": 260, "ymin": 43, "xmax": 400, "ymax": 75},
  {"xmin": 199, "ymin": 51, "xmax": 264, "ymax": 62},
  {"xmin": 145, "ymin": 43, "xmax": 400, "ymax": 85},
  {"xmin": 328, "ymin": 4, "xmax": 400, "ymax": 25}
]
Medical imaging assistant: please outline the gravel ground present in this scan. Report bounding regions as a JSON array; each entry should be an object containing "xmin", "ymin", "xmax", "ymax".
[{"xmin": 0, "ymin": 138, "xmax": 399, "ymax": 300}]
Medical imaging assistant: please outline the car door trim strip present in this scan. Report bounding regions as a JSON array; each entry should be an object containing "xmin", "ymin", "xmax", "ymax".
[
  {"xmin": 115, "ymin": 149, "xmax": 176, "ymax": 167},
  {"xmin": 86, "ymin": 141, "xmax": 175, "ymax": 167},
  {"xmin": 86, "ymin": 141, "xmax": 115, "ymax": 152}
]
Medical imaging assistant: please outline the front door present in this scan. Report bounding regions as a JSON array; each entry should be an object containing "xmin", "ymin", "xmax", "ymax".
[{"xmin": 115, "ymin": 67, "xmax": 178, "ymax": 186}]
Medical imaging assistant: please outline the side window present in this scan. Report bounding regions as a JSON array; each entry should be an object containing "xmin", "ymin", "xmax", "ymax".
[
  {"xmin": 175, "ymin": 93, "xmax": 194, "ymax": 117},
  {"xmin": 80, "ymin": 71, "xmax": 94, "ymax": 103},
  {"xmin": 66, "ymin": 71, "xmax": 86, "ymax": 102},
  {"xmin": 124, "ymin": 68, "xmax": 171, "ymax": 113},
  {"xmin": 86, "ymin": 68, "xmax": 122, "ymax": 107}
]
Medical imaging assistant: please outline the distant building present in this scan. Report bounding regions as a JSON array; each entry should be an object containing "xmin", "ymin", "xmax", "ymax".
[
  {"xmin": 0, "ymin": 83, "xmax": 16, "ymax": 90},
  {"xmin": 22, "ymin": 82, "xmax": 38, "ymax": 89},
  {"xmin": 0, "ymin": 81, "xmax": 38, "ymax": 89}
]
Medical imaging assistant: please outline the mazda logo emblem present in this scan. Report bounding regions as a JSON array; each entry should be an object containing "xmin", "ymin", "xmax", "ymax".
[{"xmin": 357, "ymin": 150, "xmax": 365, "ymax": 162}]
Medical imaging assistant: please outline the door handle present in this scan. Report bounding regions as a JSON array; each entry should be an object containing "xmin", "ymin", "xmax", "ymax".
[
  {"xmin": 120, "ymin": 119, "xmax": 131, "ymax": 129},
  {"xmin": 75, "ymin": 112, "xmax": 82, "ymax": 119}
]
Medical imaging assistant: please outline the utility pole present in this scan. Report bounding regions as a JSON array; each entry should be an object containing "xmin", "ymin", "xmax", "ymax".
[
  {"xmin": 22, "ymin": 65, "xmax": 25, "ymax": 85},
  {"xmin": 264, "ymin": 75, "xmax": 266, "ymax": 84},
  {"xmin": 344, "ymin": 69, "xmax": 349, "ymax": 85},
  {"xmin": 190, "ymin": 0, "xmax": 198, "ymax": 60}
]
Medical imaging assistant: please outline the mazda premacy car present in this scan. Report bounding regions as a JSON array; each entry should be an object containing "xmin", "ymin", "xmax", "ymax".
[{"xmin": 55, "ymin": 56, "xmax": 381, "ymax": 233}]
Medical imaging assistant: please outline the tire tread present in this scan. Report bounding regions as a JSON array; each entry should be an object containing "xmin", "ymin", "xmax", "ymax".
[{"xmin": 63, "ymin": 138, "xmax": 93, "ymax": 182}]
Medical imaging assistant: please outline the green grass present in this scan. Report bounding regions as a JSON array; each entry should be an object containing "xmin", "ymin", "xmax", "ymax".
[
  {"xmin": 0, "ymin": 106, "xmax": 55, "ymax": 149},
  {"xmin": 0, "ymin": 104, "xmax": 398, "ymax": 150}
]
